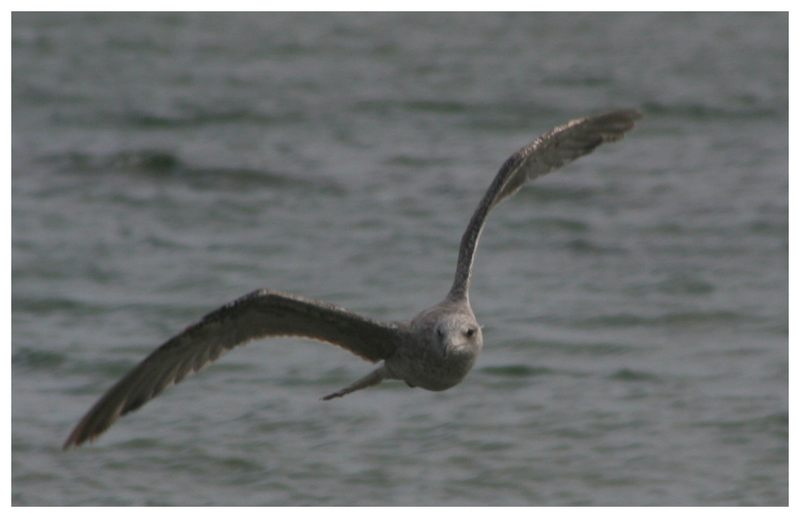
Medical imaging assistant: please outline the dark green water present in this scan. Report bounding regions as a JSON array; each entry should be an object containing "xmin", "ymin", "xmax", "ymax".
[{"xmin": 12, "ymin": 13, "xmax": 787, "ymax": 505}]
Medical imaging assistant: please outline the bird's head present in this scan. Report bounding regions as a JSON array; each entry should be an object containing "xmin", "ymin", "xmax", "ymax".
[{"xmin": 434, "ymin": 313, "xmax": 483, "ymax": 356}]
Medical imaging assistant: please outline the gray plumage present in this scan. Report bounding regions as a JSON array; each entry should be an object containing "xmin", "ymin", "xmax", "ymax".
[{"xmin": 63, "ymin": 109, "xmax": 641, "ymax": 449}]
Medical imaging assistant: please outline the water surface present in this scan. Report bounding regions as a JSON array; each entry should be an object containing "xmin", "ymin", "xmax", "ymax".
[{"xmin": 12, "ymin": 12, "xmax": 787, "ymax": 505}]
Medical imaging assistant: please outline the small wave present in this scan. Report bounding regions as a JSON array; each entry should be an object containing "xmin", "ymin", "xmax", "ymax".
[
  {"xmin": 123, "ymin": 107, "xmax": 291, "ymax": 129},
  {"xmin": 12, "ymin": 347, "xmax": 67, "ymax": 370},
  {"xmin": 542, "ymin": 75, "xmax": 613, "ymax": 87},
  {"xmin": 564, "ymin": 237, "xmax": 624, "ymax": 255},
  {"xmin": 65, "ymin": 357, "xmax": 140, "ymax": 382},
  {"xmin": 748, "ymin": 218, "xmax": 788, "ymax": 236},
  {"xmin": 13, "ymin": 295, "xmax": 102, "ymax": 315},
  {"xmin": 481, "ymin": 364, "xmax": 554, "ymax": 378},
  {"xmin": 355, "ymin": 99, "xmax": 469, "ymax": 116},
  {"xmin": 609, "ymin": 368, "xmax": 660, "ymax": 382},
  {"xmin": 509, "ymin": 337, "xmax": 638, "ymax": 356},
  {"xmin": 653, "ymin": 274, "xmax": 716, "ymax": 296},
  {"xmin": 640, "ymin": 100, "xmax": 782, "ymax": 120},
  {"xmin": 642, "ymin": 222, "xmax": 686, "ymax": 235},
  {"xmin": 45, "ymin": 148, "xmax": 320, "ymax": 193},
  {"xmin": 517, "ymin": 184, "xmax": 598, "ymax": 204},
  {"xmin": 576, "ymin": 309, "xmax": 748, "ymax": 329},
  {"xmin": 402, "ymin": 100, "xmax": 469, "ymax": 114},
  {"xmin": 536, "ymin": 217, "xmax": 590, "ymax": 233},
  {"xmin": 45, "ymin": 149, "xmax": 179, "ymax": 175},
  {"xmin": 106, "ymin": 150, "xmax": 180, "ymax": 172},
  {"xmin": 116, "ymin": 437, "xmax": 162, "ymax": 450},
  {"xmin": 506, "ymin": 217, "xmax": 590, "ymax": 234},
  {"xmin": 693, "ymin": 412, "xmax": 787, "ymax": 436},
  {"xmin": 384, "ymin": 154, "xmax": 455, "ymax": 168}
]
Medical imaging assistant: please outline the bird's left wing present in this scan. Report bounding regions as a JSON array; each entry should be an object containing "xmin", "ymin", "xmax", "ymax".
[
  {"xmin": 63, "ymin": 289, "xmax": 406, "ymax": 448},
  {"xmin": 449, "ymin": 110, "xmax": 641, "ymax": 299}
]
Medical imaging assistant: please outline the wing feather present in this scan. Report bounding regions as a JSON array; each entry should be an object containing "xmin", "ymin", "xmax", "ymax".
[
  {"xmin": 449, "ymin": 109, "xmax": 641, "ymax": 300},
  {"xmin": 63, "ymin": 289, "xmax": 406, "ymax": 448}
]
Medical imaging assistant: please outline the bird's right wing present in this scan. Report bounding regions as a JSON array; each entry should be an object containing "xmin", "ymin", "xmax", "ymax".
[{"xmin": 63, "ymin": 289, "xmax": 406, "ymax": 448}]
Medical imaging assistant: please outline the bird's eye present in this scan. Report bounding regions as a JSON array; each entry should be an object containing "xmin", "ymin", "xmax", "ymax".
[
  {"xmin": 465, "ymin": 327, "xmax": 476, "ymax": 338},
  {"xmin": 436, "ymin": 328, "xmax": 445, "ymax": 339}
]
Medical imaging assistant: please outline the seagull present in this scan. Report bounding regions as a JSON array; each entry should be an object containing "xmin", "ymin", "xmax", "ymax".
[{"xmin": 63, "ymin": 109, "xmax": 641, "ymax": 449}]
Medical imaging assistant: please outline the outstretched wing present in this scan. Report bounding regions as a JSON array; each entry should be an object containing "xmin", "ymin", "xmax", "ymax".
[
  {"xmin": 448, "ymin": 109, "xmax": 641, "ymax": 300},
  {"xmin": 63, "ymin": 289, "xmax": 406, "ymax": 448}
]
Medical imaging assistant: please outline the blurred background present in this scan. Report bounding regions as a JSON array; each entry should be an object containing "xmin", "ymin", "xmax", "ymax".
[{"xmin": 12, "ymin": 13, "xmax": 787, "ymax": 505}]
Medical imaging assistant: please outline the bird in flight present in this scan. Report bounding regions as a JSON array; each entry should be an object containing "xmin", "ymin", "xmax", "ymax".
[{"xmin": 63, "ymin": 109, "xmax": 641, "ymax": 449}]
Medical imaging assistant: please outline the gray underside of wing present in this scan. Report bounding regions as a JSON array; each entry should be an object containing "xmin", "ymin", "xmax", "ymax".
[{"xmin": 63, "ymin": 289, "xmax": 406, "ymax": 448}]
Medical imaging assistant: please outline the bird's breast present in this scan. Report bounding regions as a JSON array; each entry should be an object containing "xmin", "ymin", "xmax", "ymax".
[{"xmin": 386, "ymin": 339, "xmax": 479, "ymax": 392}]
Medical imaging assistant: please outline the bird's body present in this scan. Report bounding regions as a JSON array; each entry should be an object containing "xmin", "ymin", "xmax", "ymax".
[
  {"xmin": 389, "ymin": 298, "xmax": 482, "ymax": 392},
  {"xmin": 63, "ymin": 109, "xmax": 641, "ymax": 449}
]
